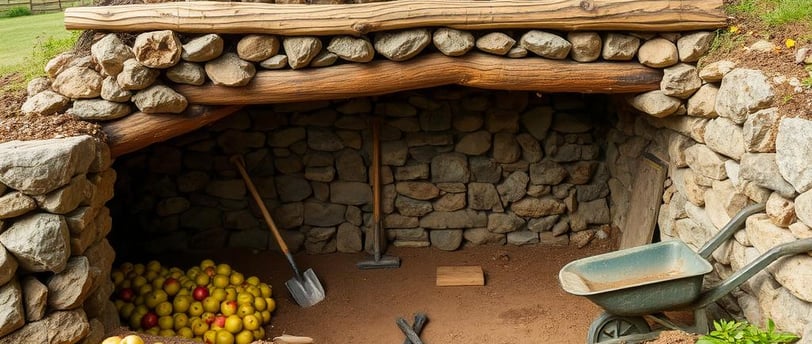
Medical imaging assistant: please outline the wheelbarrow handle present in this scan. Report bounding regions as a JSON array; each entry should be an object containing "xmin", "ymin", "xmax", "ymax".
[
  {"xmin": 697, "ymin": 203, "xmax": 766, "ymax": 260},
  {"xmin": 694, "ymin": 237, "xmax": 812, "ymax": 309}
]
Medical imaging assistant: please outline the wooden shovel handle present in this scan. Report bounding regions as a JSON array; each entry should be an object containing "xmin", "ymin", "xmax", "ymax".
[{"xmin": 231, "ymin": 155, "xmax": 290, "ymax": 255}]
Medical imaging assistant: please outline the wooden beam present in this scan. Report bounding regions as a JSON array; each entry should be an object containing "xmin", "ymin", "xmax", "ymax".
[
  {"xmin": 64, "ymin": 0, "xmax": 726, "ymax": 36},
  {"xmin": 103, "ymin": 105, "xmax": 243, "ymax": 157},
  {"xmin": 175, "ymin": 53, "xmax": 663, "ymax": 105},
  {"xmin": 436, "ymin": 266, "xmax": 485, "ymax": 286}
]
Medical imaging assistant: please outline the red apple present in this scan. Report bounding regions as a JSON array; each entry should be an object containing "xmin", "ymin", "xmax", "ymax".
[
  {"xmin": 212, "ymin": 315, "xmax": 226, "ymax": 329},
  {"xmin": 202, "ymin": 312, "xmax": 215, "ymax": 325},
  {"xmin": 193, "ymin": 286, "xmax": 209, "ymax": 301},
  {"xmin": 140, "ymin": 312, "xmax": 158, "ymax": 329},
  {"xmin": 118, "ymin": 288, "xmax": 135, "ymax": 302}
]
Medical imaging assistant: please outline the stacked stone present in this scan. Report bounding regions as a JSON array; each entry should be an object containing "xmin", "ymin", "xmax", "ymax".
[
  {"xmin": 627, "ymin": 54, "xmax": 812, "ymax": 339},
  {"xmin": 112, "ymin": 91, "xmax": 612, "ymax": 255},
  {"xmin": 0, "ymin": 135, "xmax": 117, "ymax": 344},
  {"xmin": 22, "ymin": 29, "xmax": 710, "ymax": 125}
]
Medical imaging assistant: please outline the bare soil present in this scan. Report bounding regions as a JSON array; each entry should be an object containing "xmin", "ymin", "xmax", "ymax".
[{"xmin": 111, "ymin": 243, "xmax": 616, "ymax": 344}]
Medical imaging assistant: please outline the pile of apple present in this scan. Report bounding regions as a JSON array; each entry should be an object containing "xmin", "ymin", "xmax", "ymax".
[{"xmin": 112, "ymin": 259, "xmax": 276, "ymax": 344}]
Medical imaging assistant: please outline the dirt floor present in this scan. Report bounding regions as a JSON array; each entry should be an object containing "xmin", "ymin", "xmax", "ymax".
[{"xmin": 110, "ymin": 242, "xmax": 637, "ymax": 344}]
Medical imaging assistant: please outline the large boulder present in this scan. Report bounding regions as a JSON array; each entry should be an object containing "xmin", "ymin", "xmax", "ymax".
[
  {"xmin": 519, "ymin": 30, "xmax": 571, "ymax": 59},
  {"xmin": 432, "ymin": 28, "xmax": 474, "ymax": 57},
  {"xmin": 70, "ymin": 99, "xmax": 131, "ymax": 121},
  {"xmin": 132, "ymin": 30, "xmax": 182, "ymax": 69},
  {"xmin": 601, "ymin": 33, "xmax": 640, "ymax": 61},
  {"xmin": 0, "ymin": 192, "xmax": 36, "ymax": 220},
  {"xmin": 776, "ymin": 117, "xmax": 812, "ymax": 193},
  {"xmin": 704, "ymin": 117, "xmax": 745, "ymax": 160},
  {"xmin": 327, "ymin": 36, "xmax": 375, "ymax": 63},
  {"xmin": 21, "ymin": 90, "xmax": 69, "ymax": 116},
  {"xmin": 431, "ymin": 153, "xmax": 469, "ymax": 183},
  {"xmin": 374, "ymin": 29, "xmax": 431, "ymax": 61},
  {"xmin": 132, "ymin": 85, "xmax": 188, "ymax": 114},
  {"xmin": 475, "ymin": 32, "xmax": 515, "ymax": 56},
  {"xmin": 660, "ymin": 63, "xmax": 701, "ymax": 99},
  {"xmin": 47, "ymin": 256, "xmax": 94, "ymax": 310},
  {"xmin": 715, "ymin": 69, "xmax": 774, "ymax": 124},
  {"xmin": 0, "ymin": 309, "xmax": 89, "ymax": 344},
  {"xmin": 205, "ymin": 53, "xmax": 256, "ymax": 87},
  {"xmin": 637, "ymin": 38, "xmax": 678, "ymax": 68},
  {"xmin": 283, "ymin": 36, "xmax": 323, "ymax": 69},
  {"xmin": 237, "ymin": 34, "xmax": 280, "ymax": 62},
  {"xmin": 510, "ymin": 197, "xmax": 566, "ymax": 218},
  {"xmin": 740, "ymin": 153, "xmax": 796, "ymax": 198},
  {"xmin": 0, "ymin": 213, "xmax": 70, "ymax": 273},
  {"xmin": 567, "ymin": 32, "xmax": 601, "ymax": 62},
  {"xmin": 51, "ymin": 66, "xmax": 102, "ymax": 99},
  {"xmin": 182, "ymin": 34, "xmax": 224, "ymax": 62},
  {"xmin": 0, "ymin": 136, "xmax": 95, "ymax": 195},
  {"xmin": 20, "ymin": 276, "xmax": 47, "ymax": 321},
  {"xmin": 629, "ymin": 91, "xmax": 681, "ymax": 117},
  {"xmin": 0, "ymin": 245, "xmax": 17, "ymax": 286},
  {"xmin": 90, "ymin": 33, "xmax": 133, "ymax": 76},
  {"xmin": 116, "ymin": 58, "xmax": 159, "ymax": 91},
  {"xmin": 0, "ymin": 280, "xmax": 24, "ymax": 337}
]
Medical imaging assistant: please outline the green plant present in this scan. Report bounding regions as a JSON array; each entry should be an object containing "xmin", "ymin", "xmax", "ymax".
[
  {"xmin": 708, "ymin": 29, "xmax": 746, "ymax": 55},
  {"xmin": 4, "ymin": 6, "xmax": 31, "ymax": 18},
  {"xmin": 697, "ymin": 319, "xmax": 799, "ymax": 344}
]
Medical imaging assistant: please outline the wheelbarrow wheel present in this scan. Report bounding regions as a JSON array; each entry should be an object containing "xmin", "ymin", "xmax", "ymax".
[{"xmin": 586, "ymin": 311, "xmax": 651, "ymax": 344}]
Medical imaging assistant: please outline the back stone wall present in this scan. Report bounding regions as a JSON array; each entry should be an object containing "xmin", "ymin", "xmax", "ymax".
[{"xmin": 109, "ymin": 89, "xmax": 616, "ymax": 258}]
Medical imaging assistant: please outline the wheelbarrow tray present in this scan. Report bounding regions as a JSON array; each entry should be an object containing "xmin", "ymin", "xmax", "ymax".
[{"xmin": 559, "ymin": 240, "xmax": 712, "ymax": 316}]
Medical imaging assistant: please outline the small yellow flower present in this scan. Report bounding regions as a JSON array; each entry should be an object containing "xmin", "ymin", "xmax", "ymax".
[
  {"xmin": 785, "ymin": 39, "xmax": 796, "ymax": 48},
  {"xmin": 729, "ymin": 26, "xmax": 740, "ymax": 33}
]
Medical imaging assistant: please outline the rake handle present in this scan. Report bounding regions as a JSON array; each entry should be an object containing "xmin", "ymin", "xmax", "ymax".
[
  {"xmin": 371, "ymin": 117, "xmax": 382, "ymax": 260},
  {"xmin": 231, "ymin": 156, "xmax": 292, "ymax": 256}
]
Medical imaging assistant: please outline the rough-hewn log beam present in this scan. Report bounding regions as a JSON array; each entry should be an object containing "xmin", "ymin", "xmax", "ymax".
[
  {"xmin": 104, "ymin": 105, "xmax": 243, "ymax": 157},
  {"xmin": 175, "ymin": 53, "xmax": 663, "ymax": 105},
  {"xmin": 65, "ymin": 0, "xmax": 726, "ymax": 36}
]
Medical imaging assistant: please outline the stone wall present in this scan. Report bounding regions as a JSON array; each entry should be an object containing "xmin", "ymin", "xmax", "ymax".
[
  {"xmin": 109, "ymin": 90, "xmax": 615, "ymax": 257},
  {"xmin": 0, "ymin": 135, "xmax": 119, "ymax": 344},
  {"xmin": 631, "ymin": 60, "xmax": 812, "ymax": 341}
]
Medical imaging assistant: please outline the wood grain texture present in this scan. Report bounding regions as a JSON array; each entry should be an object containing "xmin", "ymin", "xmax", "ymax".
[
  {"xmin": 175, "ymin": 52, "xmax": 663, "ymax": 105},
  {"xmin": 103, "ymin": 105, "xmax": 243, "ymax": 157},
  {"xmin": 64, "ymin": 0, "xmax": 726, "ymax": 36},
  {"xmin": 437, "ymin": 266, "xmax": 485, "ymax": 286}
]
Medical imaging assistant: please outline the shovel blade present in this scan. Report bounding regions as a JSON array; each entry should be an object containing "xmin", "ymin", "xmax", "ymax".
[{"xmin": 285, "ymin": 268, "xmax": 325, "ymax": 307}]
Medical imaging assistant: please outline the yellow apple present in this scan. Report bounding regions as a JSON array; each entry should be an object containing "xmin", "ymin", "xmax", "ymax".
[
  {"xmin": 224, "ymin": 315, "xmax": 243, "ymax": 334},
  {"xmin": 242, "ymin": 314, "xmax": 260, "ymax": 331},
  {"xmin": 101, "ymin": 336, "xmax": 122, "ymax": 344},
  {"xmin": 215, "ymin": 330, "xmax": 235, "ymax": 344},
  {"xmin": 235, "ymin": 330, "xmax": 253, "ymax": 344},
  {"xmin": 155, "ymin": 301, "xmax": 173, "ymax": 317},
  {"xmin": 120, "ymin": 335, "xmax": 144, "ymax": 344}
]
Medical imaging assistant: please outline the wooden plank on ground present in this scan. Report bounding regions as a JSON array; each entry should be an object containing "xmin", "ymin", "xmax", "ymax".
[
  {"xmin": 619, "ymin": 154, "xmax": 668, "ymax": 249},
  {"xmin": 436, "ymin": 266, "xmax": 485, "ymax": 287}
]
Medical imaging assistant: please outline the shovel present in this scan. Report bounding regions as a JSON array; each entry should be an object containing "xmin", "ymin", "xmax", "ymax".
[{"xmin": 232, "ymin": 156, "xmax": 325, "ymax": 308}]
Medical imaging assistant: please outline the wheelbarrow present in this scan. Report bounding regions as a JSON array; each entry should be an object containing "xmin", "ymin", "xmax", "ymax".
[{"xmin": 559, "ymin": 203, "xmax": 812, "ymax": 344}]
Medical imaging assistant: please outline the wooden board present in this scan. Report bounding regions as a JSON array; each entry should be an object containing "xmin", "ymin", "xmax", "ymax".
[
  {"xmin": 64, "ymin": 0, "xmax": 726, "ymax": 36},
  {"xmin": 620, "ymin": 154, "xmax": 668, "ymax": 249},
  {"xmin": 176, "ymin": 53, "xmax": 663, "ymax": 105},
  {"xmin": 436, "ymin": 266, "xmax": 485, "ymax": 287}
]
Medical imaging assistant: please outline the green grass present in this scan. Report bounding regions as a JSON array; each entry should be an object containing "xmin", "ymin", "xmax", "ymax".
[
  {"xmin": 0, "ymin": 12, "xmax": 78, "ymax": 90},
  {"xmin": 727, "ymin": 0, "xmax": 812, "ymax": 26},
  {"xmin": 762, "ymin": 0, "xmax": 812, "ymax": 26}
]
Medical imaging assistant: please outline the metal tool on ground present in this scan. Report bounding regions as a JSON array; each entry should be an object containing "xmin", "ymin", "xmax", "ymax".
[
  {"xmin": 272, "ymin": 334, "xmax": 315, "ymax": 344},
  {"xmin": 396, "ymin": 313, "xmax": 428, "ymax": 344},
  {"xmin": 402, "ymin": 312, "xmax": 428, "ymax": 344},
  {"xmin": 357, "ymin": 117, "xmax": 401, "ymax": 270},
  {"xmin": 436, "ymin": 266, "xmax": 485, "ymax": 286},
  {"xmin": 232, "ymin": 156, "xmax": 325, "ymax": 307}
]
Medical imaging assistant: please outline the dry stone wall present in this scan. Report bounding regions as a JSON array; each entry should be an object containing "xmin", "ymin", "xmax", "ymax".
[
  {"xmin": 0, "ymin": 135, "xmax": 119, "ymax": 344},
  {"xmin": 25, "ymin": 28, "xmax": 715, "ymax": 121},
  {"xmin": 618, "ymin": 54, "xmax": 812, "ymax": 340},
  {"xmin": 109, "ymin": 91, "xmax": 615, "ymax": 257}
]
